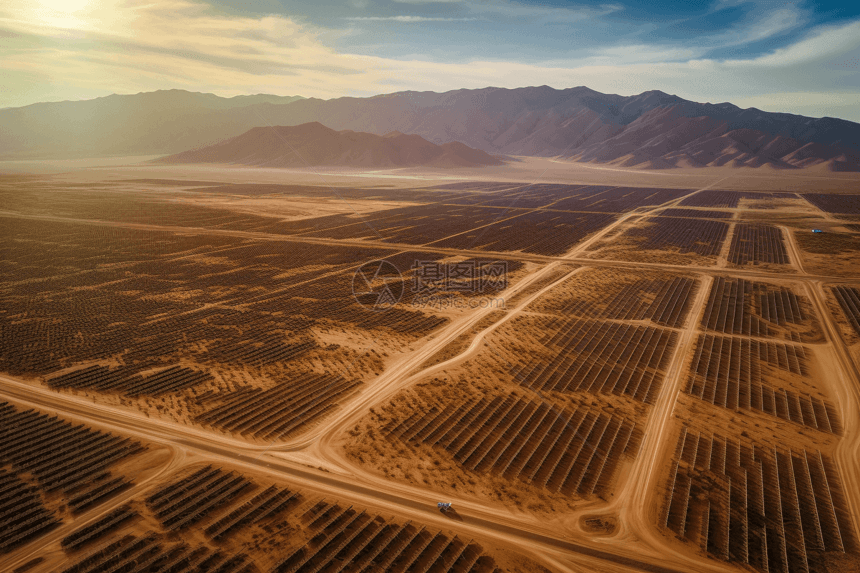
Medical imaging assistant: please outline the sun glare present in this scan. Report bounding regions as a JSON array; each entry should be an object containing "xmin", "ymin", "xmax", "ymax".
[{"xmin": 32, "ymin": 0, "xmax": 96, "ymax": 29}]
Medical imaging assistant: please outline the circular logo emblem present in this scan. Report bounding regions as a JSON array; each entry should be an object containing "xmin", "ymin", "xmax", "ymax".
[{"xmin": 352, "ymin": 260, "xmax": 404, "ymax": 310}]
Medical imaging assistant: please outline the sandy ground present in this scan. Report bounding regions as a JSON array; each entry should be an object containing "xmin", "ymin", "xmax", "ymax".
[
  {"xmin": 10, "ymin": 454, "xmax": 540, "ymax": 573},
  {"xmin": 173, "ymin": 194, "xmax": 420, "ymax": 221},
  {"xmin": 1, "ymin": 161, "xmax": 860, "ymax": 573},
  {"xmin": 3, "ymin": 154, "xmax": 860, "ymax": 191}
]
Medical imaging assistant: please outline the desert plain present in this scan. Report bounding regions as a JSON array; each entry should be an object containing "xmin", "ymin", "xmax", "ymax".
[{"xmin": 1, "ymin": 157, "xmax": 860, "ymax": 573}]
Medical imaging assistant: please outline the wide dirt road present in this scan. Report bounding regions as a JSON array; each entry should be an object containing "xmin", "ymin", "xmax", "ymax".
[{"xmin": 0, "ymin": 377, "xmax": 688, "ymax": 573}]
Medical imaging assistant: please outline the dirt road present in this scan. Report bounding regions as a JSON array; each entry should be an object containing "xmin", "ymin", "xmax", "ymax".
[
  {"xmin": 2, "ymin": 175, "xmax": 858, "ymax": 573},
  {"xmin": 0, "ymin": 381, "xmax": 687, "ymax": 573},
  {"xmin": 0, "ymin": 210, "xmax": 855, "ymax": 285},
  {"xmin": 0, "ymin": 445, "xmax": 186, "ymax": 572},
  {"xmin": 804, "ymin": 281, "xmax": 860, "ymax": 543}
]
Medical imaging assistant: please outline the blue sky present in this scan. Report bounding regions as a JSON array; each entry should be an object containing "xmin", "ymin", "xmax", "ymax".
[
  {"xmin": 1, "ymin": 0, "xmax": 859, "ymax": 121},
  {"xmin": 210, "ymin": 0, "xmax": 859, "ymax": 62}
]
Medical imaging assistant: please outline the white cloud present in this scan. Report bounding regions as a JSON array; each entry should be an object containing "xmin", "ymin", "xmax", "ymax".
[
  {"xmin": 707, "ymin": 7, "xmax": 804, "ymax": 48},
  {"xmin": 0, "ymin": 0, "xmax": 858, "ymax": 122},
  {"xmin": 0, "ymin": 0, "xmax": 397, "ymax": 100},
  {"xmin": 578, "ymin": 44, "xmax": 706, "ymax": 65},
  {"xmin": 344, "ymin": 16, "xmax": 476, "ymax": 22},
  {"xmin": 737, "ymin": 19, "xmax": 860, "ymax": 67},
  {"xmin": 466, "ymin": 0, "xmax": 622, "ymax": 23}
]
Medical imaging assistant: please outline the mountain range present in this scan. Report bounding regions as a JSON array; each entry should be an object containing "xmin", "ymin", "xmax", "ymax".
[
  {"xmin": 0, "ymin": 91, "xmax": 303, "ymax": 160},
  {"xmin": 2, "ymin": 86, "xmax": 859, "ymax": 170},
  {"xmin": 153, "ymin": 122, "xmax": 502, "ymax": 168}
]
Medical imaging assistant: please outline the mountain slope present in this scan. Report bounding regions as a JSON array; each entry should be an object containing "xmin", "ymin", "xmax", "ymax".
[
  {"xmin": 1, "ymin": 86, "xmax": 858, "ymax": 169},
  {"xmin": 0, "ymin": 90, "xmax": 303, "ymax": 159},
  {"xmin": 153, "ymin": 122, "xmax": 503, "ymax": 168},
  {"xmin": 239, "ymin": 87, "xmax": 860, "ymax": 169}
]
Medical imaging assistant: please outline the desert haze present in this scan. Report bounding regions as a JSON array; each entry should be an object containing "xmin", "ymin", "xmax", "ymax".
[
  {"xmin": 3, "ymin": 86, "xmax": 859, "ymax": 171},
  {"xmin": 154, "ymin": 122, "xmax": 503, "ymax": 168}
]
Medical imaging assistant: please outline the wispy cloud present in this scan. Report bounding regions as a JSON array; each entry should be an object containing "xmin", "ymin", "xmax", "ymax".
[
  {"xmin": 738, "ymin": 19, "xmax": 860, "ymax": 66},
  {"xmin": 344, "ymin": 16, "xmax": 476, "ymax": 22},
  {"xmin": 466, "ymin": 0, "xmax": 623, "ymax": 23},
  {"xmin": 706, "ymin": 6, "xmax": 805, "ymax": 48},
  {"xmin": 579, "ymin": 44, "xmax": 706, "ymax": 65},
  {"xmin": 0, "ymin": 0, "xmax": 858, "ymax": 122}
]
